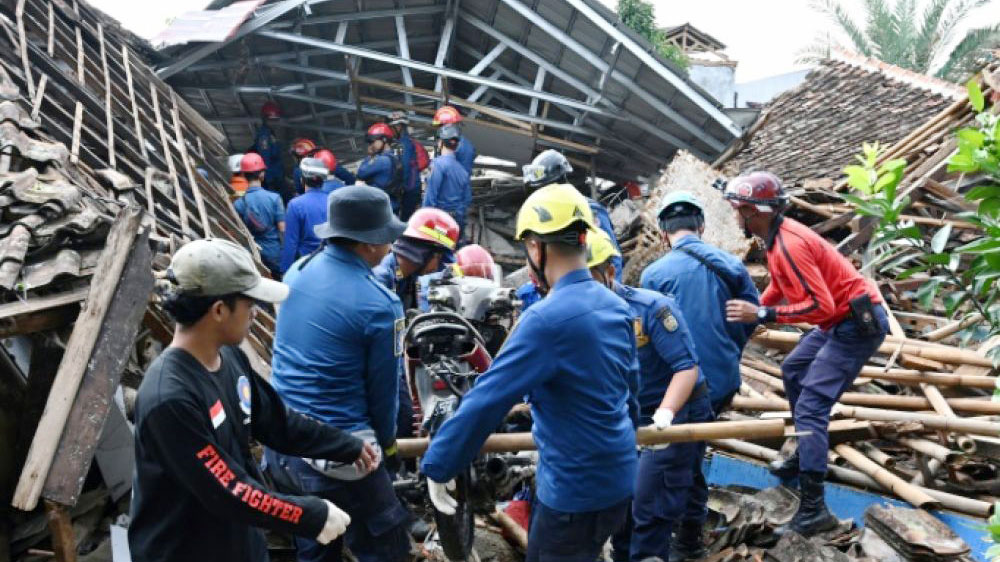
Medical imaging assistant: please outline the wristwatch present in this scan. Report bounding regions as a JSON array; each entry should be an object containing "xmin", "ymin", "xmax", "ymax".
[{"xmin": 756, "ymin": 306, "xmax": 775, "ymax": 323}]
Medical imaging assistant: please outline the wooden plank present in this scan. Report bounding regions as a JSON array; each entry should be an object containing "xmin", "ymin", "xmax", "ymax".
[
  {"xmin": 69, "ymin": 101, "xmax": 82, "ymax": 165},
  {"xmin": 121, "ymin": 45, "xmax": 148, "ymax": 161},
  {"xmin": 143, "ymin": 167, "xmax": 156, "ymax": 221},
  {"xmin": 43, "ymin": 214, "xmax": 152, "ymax": 505},
  {"xmin": 150, "ymin": 85, "xmax": 190, "ymax": 237},
  {"xmin": 12, "ymin": 207, "xmax": 145, "ymax": 511},
  {"xmin": 15, "ymin": 0, "xmax": 35, "ymax": 98},
  {"xmin": 29, "ymin": 74, "xmax": 46, "ymax": 122},
  {"xmin": 75, "ymin": 24, "xmax": 83, "ymax": 84},
  {"xmin": 44, "ymin": 500, "xmax": 77, "ymax": 562},
  {"xmin": 171, "ymin": 91, "xmax": 210, "ymax": 238},
  {"xmin": 47, "ymin": 1, "xmax": 54, "ymax": 57},
  {"xmin": 97, "ymin": 24, "xmax": 115, "ymax": 169},
  {"xmin": 0, "ymin": 301, "xmax": 79, "ymax": 340}
]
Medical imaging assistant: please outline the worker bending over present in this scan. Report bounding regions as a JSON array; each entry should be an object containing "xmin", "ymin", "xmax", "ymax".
[
  {"xmin": 421, "ymin": 183, "xmax": 639, "ymax": 562},
  {"xmin": 724, "ymin": 172, "xmax": 888, "ymax": 537},
  {"xmin": 129, "ymin": 239, "xmax": 373, "ymax": 562}
]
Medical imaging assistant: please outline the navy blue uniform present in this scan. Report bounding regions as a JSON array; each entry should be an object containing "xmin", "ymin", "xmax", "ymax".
[
  {"xmin": 640, "ymin": 235, "xmax": 759, "ymax": 411},
  {"xmin": 234, "ymin": 185, "xmax": 284, "ymax": 274},
  {"xmin": 516, "ymin": 281, "xmax": 542, "ymax": 313},
  {"xmin": 455, "ymin": 136, "xmax": 476, "ymax": 174},
  {"xmin": 279, "ymin": 189, "xmax": 327, "ymax": 273},
  {"xmin": 607, "ymin": 285, "xmax": 709, "ymax": 562},
  {"xmin": 422, "ymin": 269, "xmax": 638, "ymax": 561},
  {"xmin": 588, "ymin": 198, "xmax": 624, "ymax": 283},
  {"xmin": 397, "ymin": 131, "xmax": 421, "ymax": 220},
  {"xmin": 423, "ymin": 153, "xmax": 471, "ymax": 237},
  {"xmin": 251, "ymin": 124, "xmax": 287, "ymax": 198},
  {"xmin": 357, "ymin": 153, "xmax": 399, "ymax": 212},
  {"xmin": 269, "ymin": 244, "xmax": 409, "ymax": 561}
]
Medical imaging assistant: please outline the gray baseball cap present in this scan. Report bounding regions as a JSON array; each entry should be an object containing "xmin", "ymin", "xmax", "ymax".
[{"xmin": 168, "ymin": 239, "xmax": 289, "ymax": 303}]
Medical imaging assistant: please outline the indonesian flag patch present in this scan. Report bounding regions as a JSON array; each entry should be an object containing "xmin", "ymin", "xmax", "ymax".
[{"xmin": 209, "ymin": 399, "xmax": 226, "ymax": 429}]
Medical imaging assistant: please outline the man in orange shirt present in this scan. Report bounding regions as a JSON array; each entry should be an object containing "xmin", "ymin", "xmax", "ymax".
[{"xmin": 723, "ymin": 172, "xmax": 888, "ymax": 538}]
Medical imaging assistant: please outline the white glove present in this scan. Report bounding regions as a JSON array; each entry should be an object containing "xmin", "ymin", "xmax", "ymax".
[
  {"xmin": 316, "ymin": 500, "xmax": 351, "ymax": 544},
  {"xmin": 653, "ymin": 408, "xmax": 674, "ymax": 430},
  {"xmin": 428, "ymin": 478, "xmax": 458, "ymax": 515}
]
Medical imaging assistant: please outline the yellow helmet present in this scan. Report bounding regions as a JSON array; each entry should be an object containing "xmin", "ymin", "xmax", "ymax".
[
  {"xmin": 514, "ymin": 183, "xmax": 595, "ymax": 241},
  {"xmin": 586, "ymin": 228, "xmax": 621, "ymax": 269}
]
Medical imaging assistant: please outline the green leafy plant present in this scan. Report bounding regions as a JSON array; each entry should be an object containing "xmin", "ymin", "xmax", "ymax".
[
  {"xmin": 800, "ymin": 0, "xmax": 1000, "ymax": 82},
  {"xmin": 985, "ymin": 502, "xmax": 1000, "ymax": 560},
  {"xmin": 616, "ymin": 0, "xmax": 690, "ymax": 71},
  {"xmin": 839, "ymin": 78, "xmax": 1000, "ymax": 367}
]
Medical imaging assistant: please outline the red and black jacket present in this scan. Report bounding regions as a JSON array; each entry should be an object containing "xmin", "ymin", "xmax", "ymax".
[{"xmin": 761, "ymin": 217, "xmax": 881, "ymax": 330}]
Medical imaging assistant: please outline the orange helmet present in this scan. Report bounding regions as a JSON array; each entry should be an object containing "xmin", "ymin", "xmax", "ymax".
[
  {"xmin": 432, "ymin": 105, "xmax": 463, "ymax": 126},
  {"xmin": 366, "ymin": 122, "xmax": 395, "ymax": 142},
  {"xmin": 291, "ymin": 138, "xmax": 317, "ymax": 157},
  {"xmin": 454, "ymin": 244, "xmax": 495, "ymax": 279},
  {"xmin": 261, "ymin": 101, "xmax": 281, "ymax": 119},
  {"xmin": 240, "ymin": 152, "xmax": 267, "ymax": 173},
  {"xmin": 313, "ymin": 149, "xmax": 337, "ymax": 171},
  {"xmin": 403, "ymin": 208, "xmax": 459, "ymax": 251}
]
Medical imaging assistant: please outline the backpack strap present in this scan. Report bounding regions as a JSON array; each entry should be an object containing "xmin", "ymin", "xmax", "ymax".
[{"xmin": 674, "ymin": 246, "xmax": 741, "ymax": 299}]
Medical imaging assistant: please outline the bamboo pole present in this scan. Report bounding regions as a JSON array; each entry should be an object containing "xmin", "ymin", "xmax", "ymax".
[
  {"xmin": 833, "ymin": 444, "xmax": 940, "ymax": 509},
  {"xmin": 730, "ymin": 396, "xmax": 1000, "ymax": 436},
  {"xmin": 919, "ymin": 382, "xmax": 977, "ymax": 453},
  {"xmin": 397, "ymin": 419, "xmax": 787, "ymax": 458},
  {"xmin": 926, "ymin": 313, "xmax": 984, "ymax": 342},
  {"xmin": 854, "ymin": 367, "xmax": 997, "ymax": 390},
  {"xmin": 752, "ymin": 329, "xmax": 995, "ymax": 369},
  {"xmin": 896, "ymin": 437, "xmax": 960, "ymax": 464},
  {"xmin": 711, "ymin": 440, "xmax": 992, "ymax": 517},
  {"xmin": 493, "ymin": 510, "xmax": 528, "ymax": 550},
  {"xmin": 740, "ymin": 365, "xmax": 784, "ymax": 391},
  {"xmin": 857, "ymin": 442, "xmax": 895, "ymax": 469}
]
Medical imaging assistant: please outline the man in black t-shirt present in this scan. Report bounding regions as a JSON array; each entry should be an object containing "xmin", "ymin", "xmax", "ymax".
[{"xmin": 129, "ymin": 239, "xmax": 378, "ymax": 562}]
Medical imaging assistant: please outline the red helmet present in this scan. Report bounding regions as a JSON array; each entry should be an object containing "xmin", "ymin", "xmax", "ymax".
[
  {"xmin": 454, "ymin": 244, "xmax": 495, "ymax": 279},
  {"xmin": 366, "ymin": 122, "xmax": 395, "ymax": 143},
  {"xmin": 724, "ymin": 171, "xmax": 788, "ymax": 212},
  {"xmin": 432, "ymin": 105, "xmax": 463, "ymax": 126},
  {"xmin": 261, "ymin": 101, "xmax": 281, "ymax": 119},
  {"xmin": 240, "ymin": 152, "xmax": 267, "ymax": 173},
  {"xmin": 291, "ymin": 138, "xmax": 317, "ymax": 157},
  {"xmin": 313, "ymin": 149, "xmax": 337, "ymax": 171},
  {"xmin": 403, "ymin": 208, "xmax": 459, "ymax": 251}
]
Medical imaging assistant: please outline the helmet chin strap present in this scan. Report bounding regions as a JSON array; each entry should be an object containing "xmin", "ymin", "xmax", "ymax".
[{"xmin": 525, "ymin": 242, "xmax": 550, "ymax": 295}]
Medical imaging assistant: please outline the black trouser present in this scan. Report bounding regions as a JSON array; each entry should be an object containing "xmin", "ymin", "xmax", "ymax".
[{"xmin": 528, "ymin": 498, "xmax": 630, "ymax": 562}]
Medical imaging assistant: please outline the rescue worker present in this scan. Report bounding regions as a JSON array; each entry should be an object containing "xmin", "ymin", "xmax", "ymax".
[
  {"xmin": 586, "ymin": 231, "xmax": 707, "ymax": 562},
  {"xmin": 290, "ymin": 137, "xmax": 317, "ymax": 195},
  {"xmin": 267, "ymin": 185, "xmax": 412, "ymax": 561},
  {"xmin": 280, "ymin": 158, "xmax": 330, "ymax": 274},
  {"xmin": 423, "ymin": 124, "xmax": 472, "ymax": 239},
  {"xmin": 388, "ymin": 111, "xmax": 422, "ymax": 220},
  {"xmin": 415, "ymin": 244, "xmax": 498, "ymax": 312},
  {"xmin": 373, "ymin": 207, "xmax": 460, "ymax": 311},
  {"xmin": 228, "ymin": 153, "xmax": 248, "ymax": 199},
  {"xmin": 421, "ymin": 183, "xmax": 639, "ymax": 562},
  {"xmin": 640, "ymin": 191, "xmax": 759, "ymax": 561},
  {"xmin": 522, "ymin": 149, "xmax": 624, "ymax": 281},
  {"xmin": 357, "ymin": 123, "xmax": 403, "ymax": 213},
  {"xmin": 130, "ymin": 239, "xmax": 376, "ymax": 562},
  {"xmin": 251, "ymin": 101, "xmax": 290, "ymax": 202},
  {"xmin": 432, "ymin": 105, "xmax": 476, "ymax": 174},
  {"xmin": 313, "ymin": 149, "xmax": 345, "ymax": 194},
  {"xmin": 723, "ymin": 172, "xmax": 888, "ymax": 537},
  {"xmin": 233, "ymin": 153, "xmax": 285, "ymax": 277}
]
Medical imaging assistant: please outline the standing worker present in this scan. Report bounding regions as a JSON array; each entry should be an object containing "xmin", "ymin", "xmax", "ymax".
[
  {"xmin": 228, "ymin": 154, "xmax": 248, "ymax": 199},
  {"xmin": 388, "ymin": 111, "xmax": 423, "ymax": 220},
  {"xmin": 432, "ymin": 105, "xmax": 476, "ymax": 175},
  {"xmin": 280, "ymin": 157, "xmax": 330, "ymax": 274},
  {"xmin": 373, "ymin": 207, "xmax": 459, "ymax": 311},
  {"xmin": 723, "ymin": 172, "xmax": 888, "ymax": 537},
  {"xmin": 129, "ymin": 239, "xmax": 376, "ymax": 562},
  {"xmin": 266, "ymin": 185, "xmax": 413, "ymax": 561},
  {"xmin": 638, "ymin": 191, "xmax": 758, "ymax": 561},
  {"xmin": 233, "ymin": 153, "xmax": 285, "ymax": 278},
  {"xmin": 290, "ymin": 137, "xmax": 318, "ymax": 195},
  {"xmin": 252, "ymin": 101, "xmax": 291, "ymax": 202},
  {"xmin": 586, "ymin": 231, "xmax": 708, "ymax": 562},
  {"xmin": 312, "ymin": 149, "xmax": 344, "ymax": 194},
  {"xmin": 423, "ymin": 124, "xmax": 472, "ymax": 240},
  {"xmin": 357, "ymin": 123, "xmax": 404, "ymax": 214},
  {"xmin": 421, "ymin": 183, "xmax": 639, "ymax": 561}
]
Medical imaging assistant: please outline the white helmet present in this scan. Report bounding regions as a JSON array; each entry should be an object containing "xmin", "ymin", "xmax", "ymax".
[{"xmin": 228, "ymin": 154, "xmax": 244, "ymax": 174}]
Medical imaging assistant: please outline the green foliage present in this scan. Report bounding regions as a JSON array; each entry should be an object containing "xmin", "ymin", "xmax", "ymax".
[
  {"xmin": 984, "ymin": 503, "xmax": 1000, "ymax": 560},
  {"xmin": 803, "ymin": 0, "xmax": 1000, "ymax": 82},
  {"xmin": 616, "ymin": 0, "xmax": 689, "ymax": 71}
]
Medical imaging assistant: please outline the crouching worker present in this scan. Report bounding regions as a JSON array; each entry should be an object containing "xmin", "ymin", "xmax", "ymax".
[
  {"xmin": 267, "ymin": 185, "xmax": 413, "ymax": 561},
  {"xmin": 129, "ymin": 239, "xmax": 374, "ymax": 562},
  {"xmin": 587, "ymin": 231, "xmax": 711, "ymax": 562}
]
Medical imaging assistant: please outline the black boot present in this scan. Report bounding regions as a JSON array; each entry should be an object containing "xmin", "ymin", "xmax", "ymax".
[
  {"xmin": 768, "ymin": 451, "xmax": 800, "ymax": 481},
  {"xmin": 776, "ymin": 471, "xmax": 838, "ymax": 537},
  {"xmin": 668, "ymin": 520, "xmax": 706, "ymax": 562}
]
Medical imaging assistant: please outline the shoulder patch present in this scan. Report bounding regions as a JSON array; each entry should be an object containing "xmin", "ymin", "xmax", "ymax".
[{"xmin": 656, "ymin": 306, "xmax": 679, "ymax": 332}]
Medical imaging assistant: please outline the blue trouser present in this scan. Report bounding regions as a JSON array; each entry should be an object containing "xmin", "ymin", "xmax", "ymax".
[
  {"xmin": 400, "ymin": 188, "xmax": 421, "ymax": 221},
  {"xmin": 615, "ymin": 392, "xmax": 712, "ymax": 562},
  {"xmin": 264, "ymin": 450, "xmax": 410, "ymax": 562},
  {"xmin": 782, "ymin": 307, "xmax": 888, "ymax": 474},
  {"xmin": 527, "ymin": 497, "xmax": 630, "ymax": 562}
]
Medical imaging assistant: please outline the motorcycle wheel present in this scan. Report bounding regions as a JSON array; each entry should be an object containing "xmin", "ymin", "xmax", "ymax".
[{"xmin": 434, "ymin": 468, "xmax": 475, "ymax": 561}]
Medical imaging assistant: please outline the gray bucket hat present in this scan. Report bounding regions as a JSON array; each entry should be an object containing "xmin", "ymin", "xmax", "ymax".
[{"xmin": 314, "ymin": 184, "xmax": 407, "ymax": 244}]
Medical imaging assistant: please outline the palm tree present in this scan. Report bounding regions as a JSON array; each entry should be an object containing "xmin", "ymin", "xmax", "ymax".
[{"xmin": 799, "ymin": 0, "xmax": 1000, "ymax": 82}]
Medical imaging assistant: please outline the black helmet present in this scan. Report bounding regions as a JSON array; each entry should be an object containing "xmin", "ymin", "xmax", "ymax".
[
  {"xmin": 438, "ymin": 124, "xmax": 461, "ymax": 141},
  {"xmin": 522, "ymin": 149, "xmax": 572, "ymax": 189}
]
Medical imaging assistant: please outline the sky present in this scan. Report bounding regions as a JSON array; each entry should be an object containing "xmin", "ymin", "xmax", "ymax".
[{"xmin": 89, "ymin": 0, "xmax": 1000, "ymax": 82}]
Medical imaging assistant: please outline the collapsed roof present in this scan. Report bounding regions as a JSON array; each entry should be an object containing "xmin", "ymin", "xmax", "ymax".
[{"xmin": 156, "ymin": 0, "xmax": 741, "ymax": 183}]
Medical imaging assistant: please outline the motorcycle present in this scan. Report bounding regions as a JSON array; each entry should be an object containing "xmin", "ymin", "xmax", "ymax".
[{"xmin": 403, "ymin": 266, "xmax": 532, "ymax": 560}]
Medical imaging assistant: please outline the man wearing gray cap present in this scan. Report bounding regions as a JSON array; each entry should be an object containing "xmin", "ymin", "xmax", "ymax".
[
  {"xmin": 267, "ymin": 185, "xmax": 413, "ymax": 561},
  {"xmin": 129, "ymin": 239, "xmax": 377, "ymax": 562}
]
